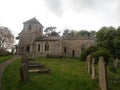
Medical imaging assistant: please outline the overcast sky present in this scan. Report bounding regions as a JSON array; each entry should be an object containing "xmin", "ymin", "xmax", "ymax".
[{"xmin": 0, "ymin": 0, "xmax": 120, "ymax": 36}]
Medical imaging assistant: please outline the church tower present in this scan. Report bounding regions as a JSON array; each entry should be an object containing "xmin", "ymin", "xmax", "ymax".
[{"xmin": 17, "ymin": 17, "xmax": 44, "ymax": 54}]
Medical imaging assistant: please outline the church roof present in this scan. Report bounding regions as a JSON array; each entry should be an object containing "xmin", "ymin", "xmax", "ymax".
[
  {"xmin": 23, "ymin": 17, "xmax": 44, "ymax": 27},
  {"xmin": 35, "ymin": 36, "xmax": 61, "ymax": 41}
]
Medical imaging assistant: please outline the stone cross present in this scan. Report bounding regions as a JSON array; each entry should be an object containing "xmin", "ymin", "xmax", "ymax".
[
  {"xmin": 91, "ymin": 58, "xmax": 96, "ymax": 80},
  {"xmin": 98, "ymin": 56, "xmax": 107, "ymax": 90}
]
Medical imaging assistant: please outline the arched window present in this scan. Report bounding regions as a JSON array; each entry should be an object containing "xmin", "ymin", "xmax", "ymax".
[
  {"xmin": 38, "ymin": 44, "xmax": 40, "ymax": 52},
  {"xmin": 28, "ymin": 24, "xmax": 32, "ymax": 30},
  {"xmin": 45, "ymin": 42, "xmax": 49, "ymax": 51}
]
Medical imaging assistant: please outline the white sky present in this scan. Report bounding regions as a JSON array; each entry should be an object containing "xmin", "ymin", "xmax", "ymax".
[{"xmin": 0, "ymin": 0, "xmax": 120, "ymax": 37}]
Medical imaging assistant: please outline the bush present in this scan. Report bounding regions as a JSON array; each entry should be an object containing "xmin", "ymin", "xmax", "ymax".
[
  {"xmin": 91, "ymin": 48, "xmax": 111, "ymax": 64},
  {"xmin": 108, "ymin": 64, "xmax": 116, "ymax": 73},
  {"xmin": 0, "ymin": 50, "xmax": 12, "ymax": 56},
  {"xmin": 80, "ymin": 51, "xmax": 87, "ymax": 61},
  {"xmin": 80, "ymin": 46, "xmax": 98, "ymax": 61}
]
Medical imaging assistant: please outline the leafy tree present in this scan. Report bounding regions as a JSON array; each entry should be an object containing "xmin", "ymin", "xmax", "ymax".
[
  {"xmin": 114, "ymin": 27, "xmax": 120, "ymax": 58},
  {"xmin": 0, "ymin": 26, "xmax": 14, "ymax": 54},
  {"xmin": 63, "ymin": 29, "xmax": 91, "ymax": 37},
  {"xmin": 90, "ymin": 30, "xmax": 96, "ymax": 37},
  {"xmin": 69, "ymin": 30, "xmax": 77, "ymax": 37},
  {"xmin": 51, "ymin": 31, "xmax": 60, "ymax": 36},
  {"xmin": 44, "ymin": 26, "xmax": 60, "ymax": 36},
  {"xmin": 62, "ymin": 29, "xmax": 77, "ymax": 37},
  {"xmin": 62, "ymin": 29, "xmax": 70, "ymax": 37},
  {"xmin": 96, "ymin": 26, "xmax": 116, "ymax": 56},
  {"xmin": 78, "ymin": 30, "xmax": 90, "ymax": 36}
]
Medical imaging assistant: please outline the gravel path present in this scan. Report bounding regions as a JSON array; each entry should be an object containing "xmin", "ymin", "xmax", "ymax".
[{"xmin": 0, "ymin": 55, "xmax": 19, "ymax": 87}]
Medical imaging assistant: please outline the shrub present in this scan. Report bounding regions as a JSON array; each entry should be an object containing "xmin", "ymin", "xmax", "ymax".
[
  {"xmin": 91, "ymin": 48, "xmax": 111, "ymax": 64},
  {"xmin": 80, "ymin": 51, "xmax": 87, "ymax": 61},
  {"xmin": 0, "ymin": 50, "xmax": 12, "ymax": 56},
  {"xmin": 80, "ymin": 46, "xmax": 98, "ymax": 61}
]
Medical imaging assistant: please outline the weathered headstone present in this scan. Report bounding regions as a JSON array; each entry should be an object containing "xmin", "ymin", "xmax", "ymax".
[
  {"xmin": 98, "ymin": 56, "xmax": 107, "ymax": 90},
  {"xmin": 114, "ymin": 58, "xmax": 119, "ymax": 69},
  {"xmin": 20, "ymin": 63, "xmax": 29, "ymax": 81},
  {"xmin": 86, "ymin": 56, "xmax": 88, "ymax": 69},
  {"xmin": 20, "ymin": 46, "xmax": 29, "ymax": 81},
  {"xmin": 91, "ymin": 58, "xmax": 96, "ymax": 80},
  {"xmin": 86, "ymin": 55, "xmax": 91, "ymax": 74}
]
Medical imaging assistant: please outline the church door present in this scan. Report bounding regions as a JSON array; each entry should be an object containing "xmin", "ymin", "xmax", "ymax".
[
  {"xmin": 26, "ymin": 46, "xmax": 30, "ymax": 53},
  {"xmin": 72, "ymin": 50, "xmax": 75, "ymax": 57}
]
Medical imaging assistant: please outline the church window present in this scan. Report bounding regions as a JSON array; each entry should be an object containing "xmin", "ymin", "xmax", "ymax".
[
  {"xmin": 45, "ymin": 42, "xmax": 49, "ymax": 51},
  {"xmin": 64, "ymin": 47, "xmax": 66, "ymax": 53},
  {"xmin": 29, "ymin": 24, "xmax": 32, "ymax": 30},
  {"xmin": 38, "ymin": 44, "xmax": 40, "ymax": 52}
]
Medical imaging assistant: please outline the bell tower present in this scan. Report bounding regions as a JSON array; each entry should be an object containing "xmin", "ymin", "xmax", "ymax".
[{"xmin": 17, "ymin": 17, "xmax": 44, "ymax": 54}]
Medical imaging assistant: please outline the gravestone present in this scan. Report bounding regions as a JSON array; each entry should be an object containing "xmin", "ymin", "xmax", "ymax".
[
  {"xmin": 86, "ymin": 55, "xmax": 91, "ymax": 74},
  {"xmin": 98, "ymin": 56, "xmax": 107, "ymax": 90},
  {"xmin": 114, "ymin": 58, "xmax": 120, "ymax": 69},
  {"xmin": 91, "ymin": 58, "xmax": 96, "ymax": 80},
  {"xmin": 20, "ymin": 45, "xmax": 51, "ymax": 82},
  {"xmin": 20, "ymin": 63, "xmax": 29, "ymax": 81},
  {"xmin": 86, "ymin": 56, "xmax": 88, "ymax": 69},
  {"xmin": 20, "ymin": 46, "xmax": 29, "ymax": 81}
]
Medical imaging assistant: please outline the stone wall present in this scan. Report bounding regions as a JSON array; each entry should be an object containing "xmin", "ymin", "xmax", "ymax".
[
  {"xmin": 35, "ymin": 40, "xmax": 61, "ymax": 57},
  {"xmin": 34, "ymin": 38, "xmax": 95, "ymax": 57},
  {"xmin": 62, "ymin": 39, "xmax": 95, "ymax": 57}
]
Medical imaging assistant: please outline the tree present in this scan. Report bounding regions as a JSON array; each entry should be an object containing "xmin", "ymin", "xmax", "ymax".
[
  {"xmin": 114, "ymin": 27, "xmax": 120, "ymax": 58},
  {"xmin": 78, "ymin": 30, "xmax": 90, "ymax": 36},
  {"xmin": 96, "ymin": 26, "xmax": 116, "ymax": 56},
  {"xmin": 63, "ymin": 29, "xmax": 77, "ymax": 37},
  {"xmin": 90, "ymin": 30, "xmax": 96, "ymax": 37},
  {"xmin": 69, "ymin": 30, "xmax": 77, "ymax": 37},
  {"xmin": 51, "ymin": 31, "xmax": 60, "ymax": 36},
  {"xmin": 0, "ymin": 26, "xmax": 14, "ymax": 53},
  {"xmin": 44, "ymin": 26, "xmax": 60, "ymax": 36},
  {"xmin": 62, "ymin": 29, "xmax": 70, "ymax": 37}
]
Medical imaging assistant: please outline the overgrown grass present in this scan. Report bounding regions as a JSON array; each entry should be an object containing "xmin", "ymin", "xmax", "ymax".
[
  {"xmin": 0, "ymin": 55, "xmax": 13, "ymax": 64},
  {"xmin": 1, "ymin": 58, "xmax": 100, "ymax": 90},
  {"xmin": 107, "ymin": 64, "xmax": 120, "ymax": 90}
]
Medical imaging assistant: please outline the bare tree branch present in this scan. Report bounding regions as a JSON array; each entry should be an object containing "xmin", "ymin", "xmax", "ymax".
[{"xmin": 0, "ymin": 26, "xmax": 14, "ymax": 52}]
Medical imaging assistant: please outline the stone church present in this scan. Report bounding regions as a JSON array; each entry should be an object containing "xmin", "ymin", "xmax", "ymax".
[{"xmin": 17, "ymin": 17, "xmax": 95, "ymax": 57}]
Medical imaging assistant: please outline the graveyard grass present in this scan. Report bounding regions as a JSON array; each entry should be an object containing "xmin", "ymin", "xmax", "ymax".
[
  {"xmin": 1, "ymin": 57, "xmax": 101, "ymax": 90},
  {"xmin": 0, "ymin": 55, "xmax": 13, "ymax": 64}
]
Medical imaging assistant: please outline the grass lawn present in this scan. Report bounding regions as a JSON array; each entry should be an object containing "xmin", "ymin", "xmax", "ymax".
[
  {"xmin": 0, "ymin": 55, "xmax": 13, "ymax": 64},
  {"xmin": 1, "ymin": 58, "xmax": 100, "ymax": 90}
]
